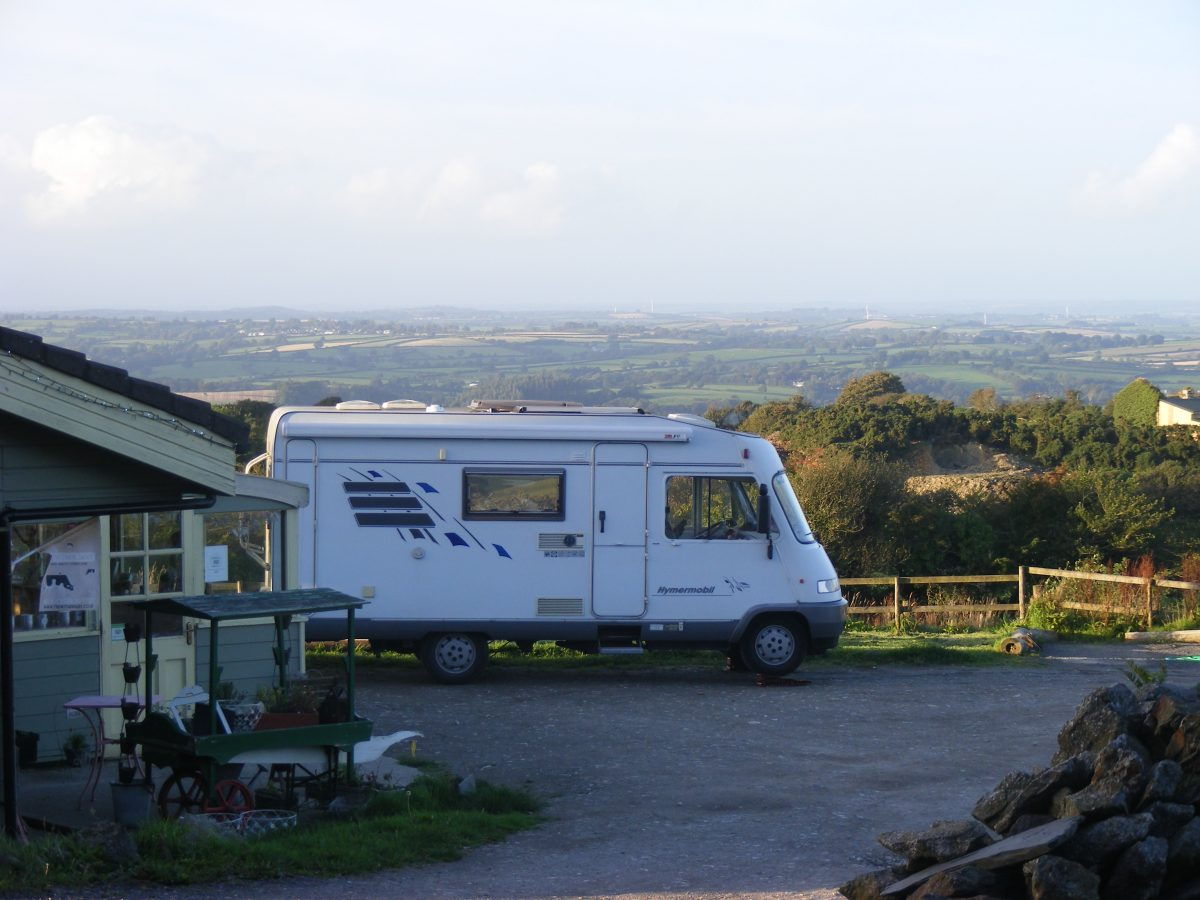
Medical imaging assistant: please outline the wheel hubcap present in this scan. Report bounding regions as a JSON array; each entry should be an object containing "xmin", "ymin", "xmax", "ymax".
[
  {"xmin": 754, "ymin": 625, "xmax": 795, "ymax": 665},
  {"xmin": 434, "ymin": 635, "xmax": 476, "ymax": 673}
]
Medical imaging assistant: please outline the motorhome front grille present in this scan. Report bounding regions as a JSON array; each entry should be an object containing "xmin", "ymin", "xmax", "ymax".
[
  {"xmin": 538, "ymin": 533, "xmax": 584, "ymax": 550},
  {"xmin": 537, "ymin": 598, "xmax": 584, "ymax": 616}
]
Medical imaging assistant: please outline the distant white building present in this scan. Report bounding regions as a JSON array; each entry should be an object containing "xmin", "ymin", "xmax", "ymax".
[{"xmin": 1157, "ymin": 389, "xmax": 1200, "ymax": 426}]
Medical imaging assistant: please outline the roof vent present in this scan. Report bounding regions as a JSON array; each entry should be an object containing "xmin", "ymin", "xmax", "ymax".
[
  {"xmin": 470, "ymin": 399, "xmax": 583, "ymax": 413},
  {"xmin": 334, "ymin": 400, "xmax": 381, "ymax": 410},
  {"xmin": 382, "ymin": 399, "xmax": 427, "ymax": 410}
]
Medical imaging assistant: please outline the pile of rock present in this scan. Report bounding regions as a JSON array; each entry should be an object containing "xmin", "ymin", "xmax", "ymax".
[{"xmin": 840, "ymin": 681, "xmax": 1200, "ymax": 899}]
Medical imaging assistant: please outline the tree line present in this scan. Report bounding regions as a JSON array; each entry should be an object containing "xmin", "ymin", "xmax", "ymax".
[{"xmin": 720, "ymin": 373, "xmax": 1200, "ymax": 580}]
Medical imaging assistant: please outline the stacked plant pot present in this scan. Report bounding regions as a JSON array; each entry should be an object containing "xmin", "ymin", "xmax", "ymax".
[{"xmin": 840, "ymin": 681, "xmax": 1200, "ymax": 899}]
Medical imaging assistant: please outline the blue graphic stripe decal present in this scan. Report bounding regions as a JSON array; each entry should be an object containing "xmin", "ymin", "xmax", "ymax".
[
  {"xmin": 446, "ymin": 532, "xmax": 469, "ymax": 547},
  {"xmin": 355, "ymin": 513, "xmax": 436, "ymax": 527},
  {"xmin": 348, "ymin": 496, "xmax": 422, "ymax": 509},
  {"xmin": 417, "ymin": 482, "xmax": 439, "ymax": 493},
  {"xmin": 344, "ymin": 481, "xmax": 410, "ymax": 493},
  {"xmin": 493, "ymin": 544, "xmax": 512, "ymax": 559},
  {"xmin": 409, "ymin": 528, "xmax": 425, "ymax": 539}
]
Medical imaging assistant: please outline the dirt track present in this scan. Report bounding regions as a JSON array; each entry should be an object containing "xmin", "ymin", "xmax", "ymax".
[{"xmin": 136, "ymin": 641, "xmax": 1199, "ymax": 899}]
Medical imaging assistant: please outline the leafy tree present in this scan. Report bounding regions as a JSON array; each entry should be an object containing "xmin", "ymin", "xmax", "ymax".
[
  {"xmin": 213, "ymin": 400, "xmax": 275, "ymax": 463},
  {"xmin": 704, "ymin": 400, "xmax": 759, "ymax": 430},
  {"xmin": 835, "ymin": 371, "xmax": 906, "ymax": 406},
  {"xmin": 1071, "ymin": 472, "xmax": 1172, "ymax": 559},
  {"xmin": 1111, "ymin": 378, "xmax": 1161, "ymax": 427},
  {"xmin": 789, "ymin": 449, "xmax": 907, "ymax": 574},
  {"xmin": 967, "ymin": 387, "xmax": 1000, "ymax": 411}
]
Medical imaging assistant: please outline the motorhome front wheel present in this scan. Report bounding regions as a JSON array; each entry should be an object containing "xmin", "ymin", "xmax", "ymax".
[
  {"xmin": 740, "ymin": 617, "xmax": 807, "ymax": 676},
  {"xmin": 420, "ymin": 633, "xmax": 489, "ymax": 684}
]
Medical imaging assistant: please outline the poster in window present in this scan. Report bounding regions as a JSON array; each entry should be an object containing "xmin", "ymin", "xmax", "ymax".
[{"xmin": 38, "ymin": 520, "xmax": 100, "ymax": 612}]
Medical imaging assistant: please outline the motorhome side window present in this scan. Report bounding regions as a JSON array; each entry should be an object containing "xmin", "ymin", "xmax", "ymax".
[
  {"xmin": 665, "ymin": 476, "xmax": 760, "ymax": 540},
  {"xmin": 463, "ymin": 470, "xmax": 565, "ymax": 520}
]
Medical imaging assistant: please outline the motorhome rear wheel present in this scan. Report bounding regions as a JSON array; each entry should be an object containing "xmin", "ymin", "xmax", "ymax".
[{"xmin": 420, "ymin": 633, "xmax": 489, "ymax": 684}]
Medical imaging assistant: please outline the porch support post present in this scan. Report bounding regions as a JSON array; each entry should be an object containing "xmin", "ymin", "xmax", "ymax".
[{"xmin": 1, "ymin": 514, "xmax": 18, "ymax": 838}]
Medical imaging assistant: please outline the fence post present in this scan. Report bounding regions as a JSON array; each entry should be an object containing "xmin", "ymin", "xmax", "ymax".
[
  {"xmin": 1145, "ymin": 578, "xmax": 1154, "ymax": 631},
  {"xmin": 893, "ymin": 576, "xmax": 902, "ymax": 633},
  {"xmin": 1018, "ymin": 565, "xmax": 1027, "ymax": 620}
]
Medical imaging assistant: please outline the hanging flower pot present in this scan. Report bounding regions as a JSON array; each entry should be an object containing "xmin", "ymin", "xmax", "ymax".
[
  {"xmin": 120, "ymin": 698, "xmax": 141, "ymax": 721},
  {"xmin": 122, "ymin": 663, "xmax": 141, "ymax": 684},
  {"xmin": 123, "ymin": 621, "xmax": 142, "ymax": 643}
]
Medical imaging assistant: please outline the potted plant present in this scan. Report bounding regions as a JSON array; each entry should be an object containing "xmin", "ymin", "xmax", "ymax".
[
  {"xmin": 254, "ymin": 683, "xmax": 321, "ymax": 730},
  {"xmin": 62, "ymin": 731, "xmax": 88, "ymax": 767}
]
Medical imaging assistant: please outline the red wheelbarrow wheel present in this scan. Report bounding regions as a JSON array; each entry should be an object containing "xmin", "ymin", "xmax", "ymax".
[
  {"xmin": 209, "ymin": 779, "xmax": 254, "ymax": 814},
  {"xmin": 158, "ymin": 770, "xmax": 207, "ymax": 818}
]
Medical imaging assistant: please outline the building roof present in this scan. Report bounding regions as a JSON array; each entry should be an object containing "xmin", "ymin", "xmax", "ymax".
[
  {"xmin": 0, "ymin": 326, "xmax": 249, "ymax": 448},
  {"xmin": 1159, "ymin": 396, "xmax": 1200, "ymax": 414}
]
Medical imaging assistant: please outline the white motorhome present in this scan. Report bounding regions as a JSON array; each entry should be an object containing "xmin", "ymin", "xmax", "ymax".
[{"xmin": 265, "ymin": 400, "xmax": 846, "ymax": 682}]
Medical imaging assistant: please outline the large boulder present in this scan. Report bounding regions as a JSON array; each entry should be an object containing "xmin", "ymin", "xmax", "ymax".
[
  {"xmin": 1140, "ymin": 758, "xmax": 1185, "ymax": 808},
  {"xmin": 877, "ymin": 819, "xmax": 994, "ymax": 870},
  {"xmin": 907, "ymin": 864, "xmax": 1013, "ymax": 899},
  {"xmin": 1167, "ymin": 817, "xmax": 1200, "ymax": 889},
  {"xmin": 977, "ymin": 754, "xmax": 1093, "ymax": 833},
  {"xmin": 1054, "ymin": 684, "xmax": 1137, "ymax": 764},
  {"xmin": 1023, "ymin": 854, "xmax": 1100, "ymax": 900},
  {"xmin": 1102, "ymin": 836, "xmax": 1168, "ymax": 900},
  {"xmin": 837, "ymin": 865, "xmax": 906, "ymax": 900},
  {"xmin": 973, "ymin": 771, "xmax": 1034, "ymax": 827},
  {"xmin": 1144, "ymin": 801, "xmax": 1195, "ymax": 839},
  {"xmin": 1056, "ymin": 812, "xmax": 1152, "ymax": 868}
]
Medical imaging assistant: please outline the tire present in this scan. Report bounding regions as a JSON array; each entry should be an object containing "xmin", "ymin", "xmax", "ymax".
[
  {"xmin": 158, "ymin": 769, "xmax": 207, "ymax": 818},
  {"xmin": 739, "ymin": 616, "xmax": 807, "ymax": 676},
  {"xmin": 419, "ymin": 632, "xmax": 488, "ymax": 684},
  {"xmin": 211, "ymin": 779, "xmax": 254, "ymax": 813}
]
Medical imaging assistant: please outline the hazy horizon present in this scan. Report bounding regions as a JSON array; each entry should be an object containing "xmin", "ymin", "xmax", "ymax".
[{"xmin": 2, "ymin": 2, "xmax": 1198, "ymax": 314}]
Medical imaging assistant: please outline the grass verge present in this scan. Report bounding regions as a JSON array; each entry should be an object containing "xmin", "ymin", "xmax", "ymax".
[
  {"xmin": 309, "ymin": 632, "xmax": 1026, "ymax": 673},
  {"xmin": 0, "ymin": 774, "xmax": 540, "ymax": 893}
]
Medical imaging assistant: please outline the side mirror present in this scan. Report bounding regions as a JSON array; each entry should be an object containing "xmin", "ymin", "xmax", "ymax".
[{"xmin": 757, "ymin": 484, "xmax": 769, "ymax": 534}]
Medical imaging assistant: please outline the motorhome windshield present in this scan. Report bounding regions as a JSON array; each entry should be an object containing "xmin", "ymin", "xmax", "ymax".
[{"xmin": 771, "ymin": 471, "xmax": 815, "ymax": 544}]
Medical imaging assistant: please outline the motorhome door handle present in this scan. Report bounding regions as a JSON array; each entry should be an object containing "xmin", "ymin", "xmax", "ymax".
[{"xmin": 598, "ymin": 510, "xmax": 606, "ymax": 533}]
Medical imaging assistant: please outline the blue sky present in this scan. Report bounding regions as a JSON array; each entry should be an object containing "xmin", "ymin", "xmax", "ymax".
[{"xmin": 1, "ymin": 1, "xmax": 1197, "ymax": 314}]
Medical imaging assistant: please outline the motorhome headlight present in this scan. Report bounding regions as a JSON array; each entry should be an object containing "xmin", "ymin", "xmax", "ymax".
[{"xmin": 816, "ymin": 578, "xmax": 840, "ymax": 594}]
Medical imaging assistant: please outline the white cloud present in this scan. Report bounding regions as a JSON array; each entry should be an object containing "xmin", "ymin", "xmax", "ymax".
[
  {"xmin": 419, "ymin": 159, "xmax": 487, "ymax": 224},
  {"xmin": 480, "ymin": 162, "xmax": 564, "ymax": 234},
  {"xmin": 25, "ymin": 116, "xmax": 209, "ymax": 224},
  {"xmin": 341, "ymin": 159, "xmax": 566, "ymax": 235},
  {"xmin": 1081, "ymin": 123, "xmax": 1200, "ymax": 212}
]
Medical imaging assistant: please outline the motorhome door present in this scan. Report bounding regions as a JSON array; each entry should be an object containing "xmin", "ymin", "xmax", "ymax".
[{"xmin": 591, "ymin": 443, "xmax": 648, "ymax": 616}]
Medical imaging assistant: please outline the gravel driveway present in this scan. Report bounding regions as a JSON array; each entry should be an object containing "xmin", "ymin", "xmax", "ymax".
[{"xmin": 132, "ymin": 641, "xmax": 1199, "ymax": 900}]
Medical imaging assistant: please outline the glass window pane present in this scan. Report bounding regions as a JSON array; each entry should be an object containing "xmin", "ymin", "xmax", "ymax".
[
  {"xmin": 665, "ymin": 476, "xmax": 758, "ymax": 540},
  {"xmin": 464, "ymin": 472, "xmax": 563, "ymax": 519},
  {"xmin": 110, "ymin": 515, "xmax": 143, "ymax": 552},
  {"xmin": 111, "ymin": 601, "xmax": 181, "ymax": 637},
  {"xmin": 10, "ymin": 520, "xmax": 95, "ymax": 632},
  {"xmin": 148, "ymin": 511, "xmax": 182, "ymax": 549},
  {"xmin": 203, "ymin": 512, "xmax": 269, "ymax": 591},
  {"xmin": 147, "ymin": 553, "xmax": 183, "ymax": 594},
  {"xmin": 111, "ymin": 558, "xmax": 145, "ymax": 597}
]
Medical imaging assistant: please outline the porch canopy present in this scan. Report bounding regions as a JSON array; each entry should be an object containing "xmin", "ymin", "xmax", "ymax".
[{"xmin": 0, "ymin": 326, "xmax": 249, "ymax": 837}]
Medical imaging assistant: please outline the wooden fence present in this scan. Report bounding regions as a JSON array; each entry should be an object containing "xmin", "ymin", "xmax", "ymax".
[{"xmin": 839, "ymin": 566, "xmax": 1200, "ymax": 632}]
